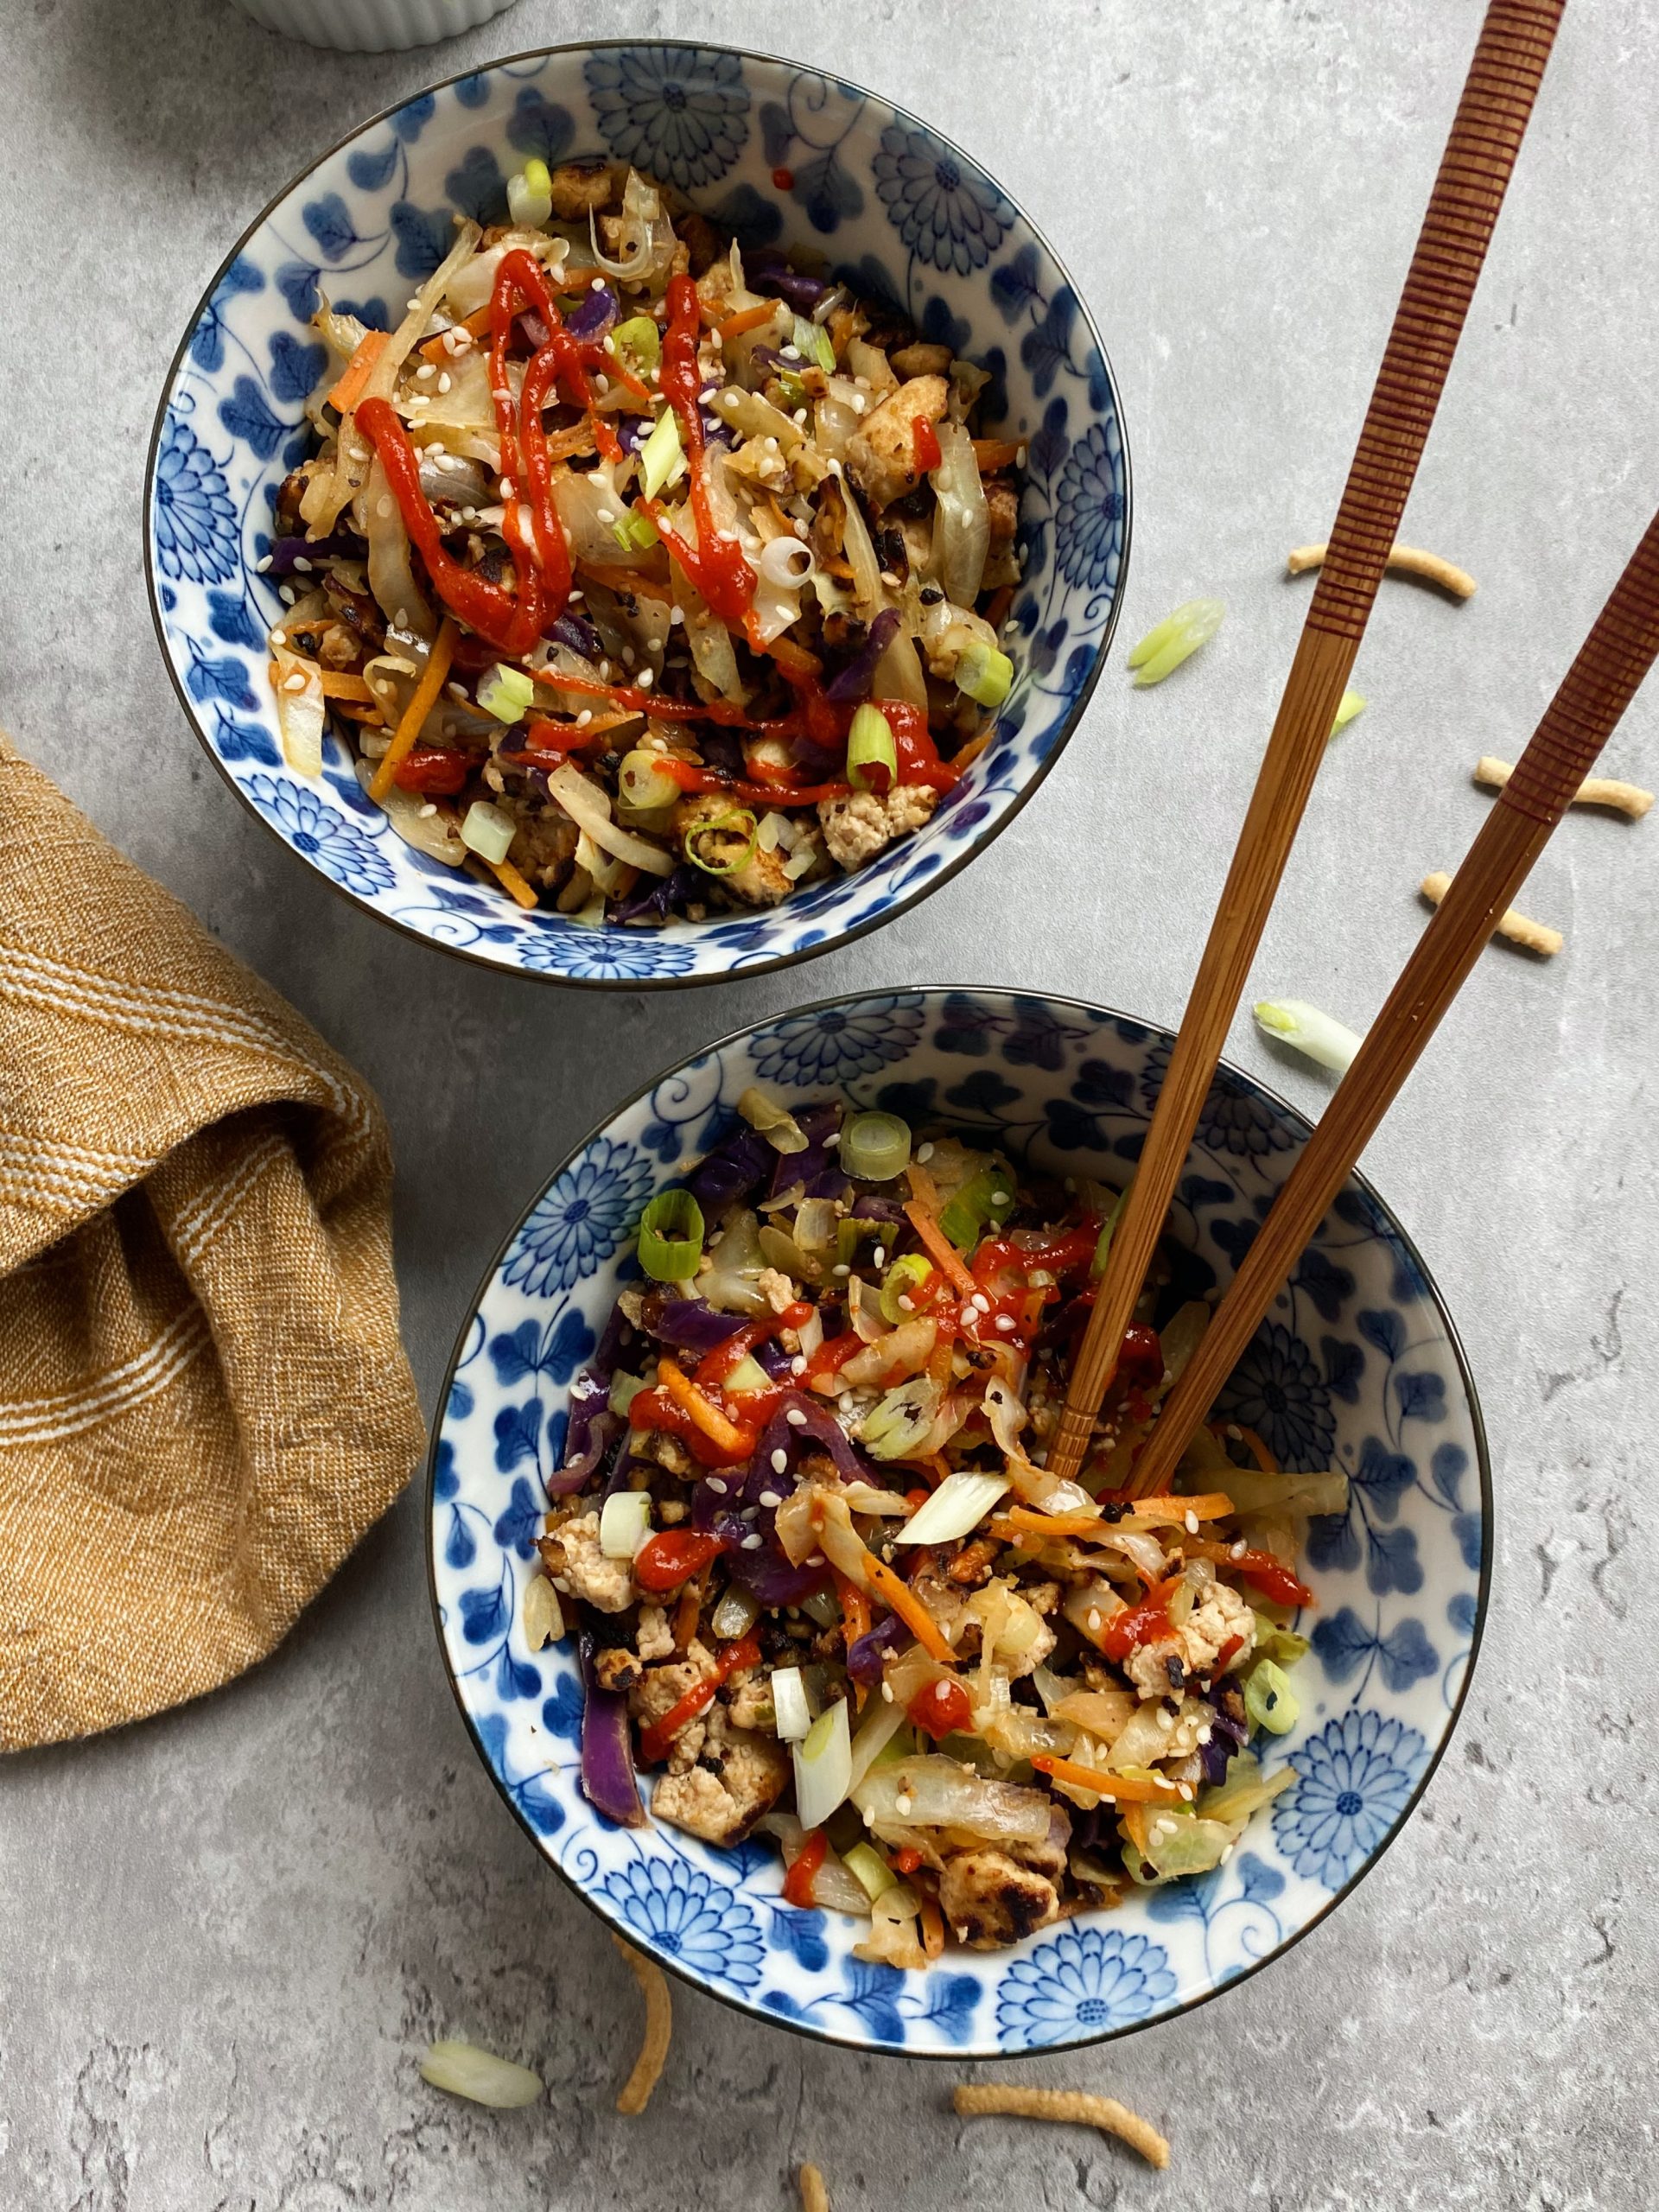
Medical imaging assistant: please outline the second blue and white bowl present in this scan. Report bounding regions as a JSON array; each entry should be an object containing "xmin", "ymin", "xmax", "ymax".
[{"xmin": 146, "ymin": 43, "xmax": 1129, "ymax": 988}]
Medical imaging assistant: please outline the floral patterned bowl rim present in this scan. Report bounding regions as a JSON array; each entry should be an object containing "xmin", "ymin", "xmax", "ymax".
[
  {"xmin": 426, "ymin": 985, "xmax": 1492, "ymax": 2058},
  {"xmin": 142, "ymin": 41, "xmax": 1132, "ymax": 990}
]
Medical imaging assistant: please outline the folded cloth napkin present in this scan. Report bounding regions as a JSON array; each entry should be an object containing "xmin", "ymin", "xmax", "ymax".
[{"xmin": 0, "ymin": 735, "xmax": 424, "ymax": 1750}]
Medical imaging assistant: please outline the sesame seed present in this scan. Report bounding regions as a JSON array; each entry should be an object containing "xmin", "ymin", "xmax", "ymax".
[
  {"xmin": 292, "ymin": 556, "xmax": 313, "ymax": 572},
  {"xmin": 785, "ymin": 1408, "xmax": 808, "ymax": 1427},
  {"xmin": 576, "ymin": 709, "xmax": 593, "ymax": 727},
  {"xmin": 758, "ymin": 1490, "xmax": 783, "ymax": 1509},
  {"xmin": 1086, "ymin": 1609, "xmax": 1103, "ymax": 1633},
  {"xmin": 415, "ymin": 363, "xmax": 435, "ymax": 381},
  {"xmin": 879, "ymin": 571, "xmax": 901, "ymax": 588},
  {"xmin": 849, "ymin": 393, "xmax": 867, "ymax": 413},
  {"xmin": 990, "ymin": 1191, "xmax": 1009, "ymax": 1206},
  {"xmin": 1184, "ymin": 1510, "xmax": 1199, "ymax": 1535},
  {"xmin": 791, "ymin": 1356, "xmax": 807, "ymax": 1375},
  {"xmin": 781, "ymin": 343, "xmax": 802, "ymax": 361},
  {"xmin": 669, "ymin": 605, "xmax": 685, "ymax": 624},
  {"xmin": 970, "ymin": 1294, "xmax": 991, "ymax": 1315},
  {"xmin": 995, "ymin": 1315, "xmax": 1015, "ymax": 1333},
  {"xmin": 256, "ymin": 555, "xmax": 272, "ymax": 573},
  {"xmin": 1220, "ymin": 1841, "xmax": 1236, "ymax": 1863},
  {"xmin": 1155, "ymin": 1707, "xmax": 1173, "ymax": 1731},
  {"xmin": 282, "ymin": 671, "xmax": 307, "ymax": 693},
  {"xmin": 831, "ymin": 1263, "xmax": 850, "ymax": 1278},
  {"xmin": 741, "ymin": 1532, "xmax": 765, "ymax": 1550},
  {"xmin": 270, "ymin": 629, "xmax": 287, "ymax": 646},
  {"xmin": 1225, "ymin": 1423, "xmax": 1243, "ymax": 1441},
  {"xmin": 823, "ymin": 1132, "xmax": 841, "ymax": 1148},
  {"xmin": 637, "ymin": 670, "xmax": 654, "ymax": 690},
  {"xmin": 791, "ymin": 407, "xmax": 808, "ymax": 426},
  {"xmin": 706, "ymin": 1476, "xmax": 728, "ymax": 1494},
  {"xmin": 446, "ymin": 682, "xmax": 468, "ymax": 702},
  {"xmin": 393, "ymin": 607, "xmax": 408, "ymax": 630},
  {"xmin": 501, "ymin": 480, "xmax": 516, "ymax": 501},
  {"xmin": 894, "ymin": 1794, "xmax": 913, "ymax": 1817},
  {"xmin": 770, "ymin": 1448, "xmax": 788, "ymax": 1474},
  {"xmin": 599, "ymin": 661, "xmax": 612, "ymax": 680},
  {"xmin": 438, "ymin": 372, "xmax": 452, "ymax": 393},
  {"xmin": 278, "ymin": 584, "xmax": 296, "ymax": 604},
  {"xmin": 602, "ymin": 334, "xmax": 616, "ymax": 354},
  {"xmin": 405, "ymin": 296, "xmax": 421, "ymax": 312},
  {"xmin": 417, "ymin": 802, "xmax": 437, "ymax": 817},
  {"xmin": 880, "ymin": 1681, "xmax": 894, "ymax": 1703},
  {"xmin": 1230, "ymin": 1539, "xmax": 1247, "ymax": 1560},
  {"xmin": 897, "ymin": 1294, "xmax": 913, "ymax": 1312},
  {"xmin": 1178, "ymin": 1782, "xmax": 1194, "ymax": 1801},
  {"xmin": 916, "ymin": 1142, "xmax": 934, "ymax": 1163},
  {"xmin": 873, "ymin": 1247, "xmax": 887, "ymax": 1268},
  {"xmin": 595, "ymin": 506, "xmax": 615, "ymax": 523}
]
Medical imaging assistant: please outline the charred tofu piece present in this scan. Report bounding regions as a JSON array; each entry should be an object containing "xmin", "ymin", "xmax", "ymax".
[
  {"xmin": 844, "ymin": 375, "xmax": 950, "ymax": 511},
  {"xmin": 817, "ymin": 785, "xmax": 938, "ymax": 872},
  {"xmin": 650, "ymin": 1712, "xmax": 789, "ymax": 1846},
  {"xmin": 548, "ymin": 161, "xmax": 614, "ymax": 218},
  {"xmin": 671, "ymin": 793, "xmax": 792, "ymax": 906},
  {"xmin": 537, "ymin": 1511, "xmax": 634, "ymax": 1613},
  {"xmin": 938, "ymin": 1847, "xmax": 1064, "ymax": 1949}
]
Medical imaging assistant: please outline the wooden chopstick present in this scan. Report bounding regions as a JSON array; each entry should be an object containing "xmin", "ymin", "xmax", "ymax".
[
  {"xmin": 1045, "ymin": 0, "xmax": 1567, "ymax": 1482},
  {"xmin": 1129, "ymin": 507, "xmax": 1659, "ymax": 1495}
]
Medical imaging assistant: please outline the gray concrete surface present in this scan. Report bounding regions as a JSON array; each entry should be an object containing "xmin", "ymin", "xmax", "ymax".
[{"xmin": 3, "ymin": 0, "xmax": 1656, "ymax": 2204}]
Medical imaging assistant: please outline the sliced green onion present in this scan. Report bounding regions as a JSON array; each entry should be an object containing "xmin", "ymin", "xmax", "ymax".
[
  {"xmin": 722, "ymin": 1353, "xmax": 772, "ymax": 1395},
  {"xmin": 880, "ymin": 1253, "xmax": 934, "ymax": 1323},
  {"xmin": 1127, "ymin": 597, "xmax": 1224, "ymax": 687},
  {"xmin": 937, "ymin": 1163, "xmax": 1016, "ymax": 1251},
  {"xmin": 847, "ymin": 702, "xmax": 897, "ymax": 791},
  {"xmin": 893, "ymin": 1470, "xmax": 1010, "ymax": 1547},
  {"xmin": 737, "ymin": 1084, "xmax": 810, "ymax": 1154},
  {"xmin": 835, "ymin": 1217, "xmax": 881, "ymax": 1271},
  {"xmin": 1252, "ymin": 1618, "xmax": 1312, "ymax": 1670},
  {"xmin": 420, "ymin": 2039, "xmax": 543, "ymax": 2109},
  {"xmin": 617, "ymin": 748, "xmax": 682, "ymax": 812},
  {"xmin": 612, "ymin": 509, "xmax": 659, "ymax": 553},
  {"xmin": 459, "ymin": 799, "xmax": 516, "ymax": 865},
  {"xmin": 1091, "ymin": 1183, "xmax": 1130, "ymax": 1277},
  {"xmin": 792, "ymin": 313, "xmax": 836, "ymax": 375},
  {"xmin": 477, "ymin": 662, "xmax": 536, "ymax": 725},
  {"xmin": 843, "ymin": 1841, "xmax": 897, "ymax": 1902},
  {"xmin": 842, "ymin": 1109, "xmax": 912, "ymax": 1183},
  {"xmin": 1252, "ymin": 997, "xmax": 1363, "ymax": 1073},
  {"xmin": 772, "ymin": 1664, "xmax": 813, "ymax": 1742},
  {"xmin": 683, "ymin": 806, "xmax": 758, "ymax": 876},
  {"xmin": 639, "ymin": 406, "xmax": 685, "ymax": 499},
  {"xmin": 955, "ymin": 639, "xmax": 1014, "ymax": 709},
  {"xmin": 613, "ymin": 314, "xmax": 662, "ymax": 372},
  {"xmin": 1330, "ymin": 688, "xmax": 1366, "ymax": 738},
  {"xmin": 607, "ymin": 1371, "xmax": 647, "ymax": 1417},
  {"xmin": 798, "ymin": 1583, "xmax": 841, "ymax": 1631},
  {"xmin": 598, "ymin": 1489, "xmax": 652, "ymax": 1560},
  {"xmin": 506, "ymin": 158, "xmax": 553, "ymax": 229},
  {"xmin": 860, "ymin": 1376, "xmax": 943, "ymax": 1461},
  {"xmin": 1243, "ymin": 1657, "xmax": 1299, "ymax": 1736},
  {"xmin": 709, "ymin": 1583, "xmax": 760, "ymax": 1642},
  {"xmin": 637, "ymin": 1187, "xmax": 705, "ymax": 1281},
  {"xmin": 793, "ymin": 1696, "xmax": 853, "ymax": 1829}
]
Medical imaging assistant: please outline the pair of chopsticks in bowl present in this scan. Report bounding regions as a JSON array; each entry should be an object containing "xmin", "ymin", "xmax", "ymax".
[{"xmin": 1048, "ymin": 0, "xmax": 1659, "ymax": 1488}]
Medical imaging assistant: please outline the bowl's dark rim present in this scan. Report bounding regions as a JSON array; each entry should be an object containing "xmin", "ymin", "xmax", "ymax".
[
  {"xmin": 423, "ymin": 984, "xmax": 1494, "ymax": 2061},
  {"xmin": 143, "ymin": 39, "xmax": 1133, "ymax": 995}
]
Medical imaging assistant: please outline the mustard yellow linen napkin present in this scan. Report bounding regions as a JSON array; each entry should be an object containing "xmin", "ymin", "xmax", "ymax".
[{"xmin": 0, "ymin": 734, "xmax": 424, "ymax": 1749}]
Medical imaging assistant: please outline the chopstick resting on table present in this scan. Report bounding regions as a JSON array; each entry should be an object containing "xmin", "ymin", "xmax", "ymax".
[
  {"xmin": 1130, "ymin": 506, "xmax": 1659, "ymax": 1494},
  {"xmin": 1046, "ymin": 0, "xmax": 1567, "ymax": 1482}
]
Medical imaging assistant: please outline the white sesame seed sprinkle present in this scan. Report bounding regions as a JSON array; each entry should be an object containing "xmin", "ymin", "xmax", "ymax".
[
  {"xmin": 256, "ymin": 555, "xmax": 272, "ymax": 573},
  {"xmin": 1230, "ymin": 1539, "xmax": 1247, "ymax": 1560},
  {"xmin": 873, "ymin": 1248, "xmax": 887, "ymax": 1268},
  {"xmin": 1086, "ymin": 1609, "xmax": 1102, "ymax": 1633},
  {"xmin": 575, "ymin": 709, "xmax": 593, "ymax": 727},
  {"xmin": 637, "ymin": 669, "xmax": 654, "ymax": 690},
  {"xmin": 770, "ymin": 1448, "xmax": 788, "ymax": 1474},
  {"xmin": 741, "ymin": 1532, "xmax": 765, "ymax": 1550},
  {"xmin": 916, "ymin": 1142, "xmax": 934, "ymax": 1163},
  {"xmin": 415, "ymin": 363, "xmax": 435, "ymax": 381},
  {"xmin": 791, "ymin": 1355, "xmax": 808, "ymax": 1375},
  {"xmin": 990, "ymin": 1190, "xmax": 1009, "ymax": 1206},
  {"xmin": 758, "ymin": 1490, "xmax": 783, "ymax": 1509},
  {"xmin": 1185, "ymin": 1510, "xmax": 1200, "ymax": 1535},
  {"xmin": 785, "ymin": 1408, "xmax": 808, "ymax": 1427},
  {"xmin": 292, "ymin": 556, "xmax": 313, "ymax": 572},
  {"xmin": 995, "ymin": 1314, "xmax": 1015, "ymax": 1333},
  {"xmin": 282, "ymin": 671, "xmax": 308, "ymax": 692},
  {"xmin": 270, "ymin": 629, "xmax": 287, "ymax": 646},
  {"xmin": 880, "ymin": 1681, "xmax": 894, "ymax": 1703},
  {"xmin": 706, "ymin": 1477, "xmax": 728, "ymax": 1494},
  {"xmin": 831, "ymin": 1263, "xmax": 850, "ymax": 1278}
]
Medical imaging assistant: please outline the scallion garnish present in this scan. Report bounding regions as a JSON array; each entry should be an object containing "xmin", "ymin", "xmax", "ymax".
[
  {"xmin": 1127, "ymin": 598, "xmax": 1224, "ymax": 687},
  {"xmin": 613, "ymin": 315, "xmax": 662, "ymax": 373},
  {"xmin": 636, "ymin": 1187, "xmax": 705, "ymax": 1281},
  {"xmin": 476, "ymin": 663, "xmax": 536, "ymax": 725},
  {"xmin": 639, "ymin": 407, "xmax": 685, "ymax": 499},
  {"xmin": 459, "ymin": 799, "xmax": 516, "ymax": 865},
  {"xmin": 955, "ymin": 639, "xmax": 1014, "ymax": 709},
  {"xmin": 847, "ymin": 703, "xmax": 897, "ymax": 792},
  {"xmin": 841, "ymin": 1109, "xmax": 912, "ymax": 1182},
  {"xmin": 1252, "ymin": 997, "xmax": 1362, "ymax": 1072},
  {"xmin": 683, "ymin": 807, "xmax": 759, "ymax": 876},
  {"xmin": 506, "ymin": 158, "xmax": 553, "ymax": 229}
]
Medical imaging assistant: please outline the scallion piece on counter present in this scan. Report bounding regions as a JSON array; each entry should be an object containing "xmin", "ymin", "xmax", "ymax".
[
  {"xmin": 956, "ymin": 639, "xmax": 1014, "ymax": 709},
  {"xmin": 1330, "ymin": 689, "xmax": 1366, "ymax": 737},
  {"xmin": 847, "ymin": 703, "xmax": 897, "ymax": 791},
  {"xmin": 1127, "ymin": 598, "xmax": 1224, "ymax": 687},
  {"xmin": 640, "ymin": 406, "xmax": 685, "ymax": 499},
  {"xmin": 476, "ymin": 663, "xmax": 536, "ymax": 725},
  {"xmin": 841, "ymin": 1109, "xmax": 912, "ymax": 1182},
  {"xmin": 1253, "ymin": 997, "xmax": 1363, "ymax": 1072},
  {"xmin": 636, "ymin": 1187, "xmax": 705, "ymax": 1281},
  {"xmin": 506, "ymin": 158, "xmax": 553, "ymax": 229}
]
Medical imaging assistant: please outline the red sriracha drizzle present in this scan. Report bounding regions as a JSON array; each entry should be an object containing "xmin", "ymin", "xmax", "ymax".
[
  {"xmin": 638, "ymin": 1632, "xmax": 761, "ymax": 1764},
  {"xmin": 1096, "ymin": 1575, "xmax": 1182, "ymax": 1662},
  {"xmin": 632, "ymin": 1529, "xmax": 726, "ymax": 1594},
  {"xmin": 635, "ymin": 273, "xmax": 759, "ymax": 630},
  {"xmin": 780, "ymin": 1827, "xmax": 827, "ymax": 1907}
]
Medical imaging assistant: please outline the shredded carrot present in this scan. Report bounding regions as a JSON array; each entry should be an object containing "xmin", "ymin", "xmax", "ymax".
[
  {"xmin": 903, "ymin": 1201, "xmax": 979, "ymax": 1301},
  {"xmin": 925, "ymin": 1335, "xmax": 956, "ymax": 1396},
  {"xmin": 717, "ymin": 301, "xmax": 779, "ymax": 341},
  {"xmin": 418, "ymin": 304, "xmax": 493, "ymax": 365},
  {"xmin": 369, "ymin": 617, "xmax": 458, "ymax": 801},
  {"xmin": 576, "ymin": 560, "xmax": 675, "ymax": 601},
  {"xmin": 949, "ymin": 727, "xmax": 997, "ymax": 773},
  {"xmin": 543, "ymin": 418, "xmax": 600, "ymax": 463},
  {"xmin": 982, "ymin": 584, "xmax": 1016, "ymax": 632},
  {"xmin": 862, "ymin": 1552, "xmax": 957, "ymax": 1666},
  {"xmin": 835, "ymin": 1568, "xmax": 872, "ymax": 1656},
  {"xmin": 672, "ymin": 1577, "xmax": 702, "ymax": 1652},
  {"xmin": 327, "ymin": 329, "xmax": 390, "ymax": 416},
  {"xmin": 327, "ymin": 700, "xmax": 385, "ymax": 726},
  {"xmin": 905, "ymin": 1160, "xmax": 940, "ymax": 1210},
  {"xmin": 487, "ymin": 855, "xmax": 540, "ymax": 910},
  {"xmin": 656, "ymin": 1357, "xmax": 754, "ymax": 1457},
  {"xmin": 270, "ymin": 666, "xmax": 378, "ymax": 703},
  {"xmin": 993, "ymin": 1495, "xmax": 1236, "ymax": 1544},
  {"xmin": 918, "ymin": 1892, "xmax": 946, "ymax": 1960},
  {"xmin": 1032, "ymin": 1755, "xmax": 1183, "ymax": 1803},
  {"xmin": 970, "ymin": 438, "xmax": 1021, "ymax": 473},
  {"xmin": 761, "ymin": 632, "xmax": 823, "ymax": 679}
]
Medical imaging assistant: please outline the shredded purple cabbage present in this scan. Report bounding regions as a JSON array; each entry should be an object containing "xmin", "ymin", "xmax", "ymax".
[
  {"xmin": 747, "ymin": 251, "xmax": 830, "ymax": 313},
  {"xmin": 753, "ymin": 1338, "xmax": 793, "ymax": 1381},
  {"xmin": 266, "ymin": 533, "xmax": 352, "ymax": 576},
  {"xmin": 688, "ymin": 1121, "xmax": 774, "ymax": 1210},
  {"xmin": 545, "ymin": 609, "xmax": 604, "ymax": 658},
  {"xmin": 753, "ymin": 1391, "xmax": 875, "ymax": 1488},
  {"xmin": 591, "ymin": 1303, "xmax": 637, "ymax": 1378},
  {"xmin": 566, "ymin": 282, "xmax": 618, "ymax": 340},
  {"xmin": 515, "ymin": 308, "xmax": 550, "ymax": 353},
  {"xmin": 645, "ymin": 1295, "xmax": 751, "ymax": 1356},
  {"xmin": 549, "ymin": 1395, "xmax": 622, "ymax": 1497},
  {"xmin": 846, "ymin": 1613, "xmax": 909, "ymax": 1684},
  {"xmin": 850, "ymin": 1195, "xmax": 907, "ymax": 1224},
  {"xmin": 608, "ymin": 863, "xmax": 699, "ymax": 925},
  {"xmin": 823, "ymin": 610, "xmax": 901, "ymax": 702},
  {"xmin": 578, "ymin": 1624, "xmax": 646, "ymax": 1827},
  {"xmin": 766, "ymin": 1102, "xmax": 842, "ymax": 1202}
]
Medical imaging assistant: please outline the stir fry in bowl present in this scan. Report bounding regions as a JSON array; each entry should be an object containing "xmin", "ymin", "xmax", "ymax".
[
  {"xmin": 532, "ymin": 1092, "xmax": 1342, "ymax": 1961},
  {"xmin": 267, "ymin": 157, "xmax": 1021, "ymax": 925}
]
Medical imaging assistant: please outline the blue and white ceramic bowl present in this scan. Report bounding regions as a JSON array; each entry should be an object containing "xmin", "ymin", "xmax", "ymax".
[
  {"xmin": 146, "ymin": 45, "xmax": 1129, "ymax": 988},
  {"xmin": 429, "ymin": 989, "xmax": 1491, "ymax": 2057}
]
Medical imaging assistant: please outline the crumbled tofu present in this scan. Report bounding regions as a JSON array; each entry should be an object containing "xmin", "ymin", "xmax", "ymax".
[
  {"xmin": 634, "ymin": 1425, "xmax": 696, "ymax": 1478},
  {"xmin": 630, "ymin": 1643, "xmax": 719, "ymax": 1771},
  {"xmin": 671, "ymin": 793, "xmax": 793, "ymax": 906},
  {"xmin": 817, "ymin": 784, "xmax": 938, "ymax": 872},
  {"xmin": 889, "ymin": 340, "xmax": 954, "ymax": 379},
  {"xmin": 724, "ymin": 1666, "xmax": 776, "ymax": 1734},
  {"xmin": 1125, "ymin": 1580, "xmax": 1256, "ymax": 1699},
  {"xmin": 756, "ymin": 1267, "xmax": 798, "ymax": 1314},
  {"xmin": 984, "ymin": 480, "xmax": 1019, "ymax": 546},
  {"xmin": 594, "ymin": 1646, "xmax": 645, "ymax": 1694},
  {"xmin": 650, "ymin": 1719, "xmax": 789, "ymax": 1846},
  {"xmin": 844, "ymin": 374, "xmax": 950, "ymax": 509},
  {"xmin": 548, "ymin": 160, "xmax": 613, "ymax": 218},
  {"xmin": 636, "ymin": 1603, "xmax": 675, "ymax": 1662},
  {"xmin": 938, "ymin": 1848, "xmax": 1063, "ymax": 1949},
  {"xmin": 538, "ymin": 1511, "xmax": 634, "ymax": 1614}
]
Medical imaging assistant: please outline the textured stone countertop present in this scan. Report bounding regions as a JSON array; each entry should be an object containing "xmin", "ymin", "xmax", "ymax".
[{"xmin": 2, "ymin": 1, "xmax": 1655, "ymax": 2205}]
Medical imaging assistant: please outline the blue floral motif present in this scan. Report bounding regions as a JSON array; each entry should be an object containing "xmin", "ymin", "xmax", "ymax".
[
  {"xmin": 503, "ymin": 1137, "xmax": 653, "ymax": 1298},
  {"xmin": 995, "ymin": 1926, "xmax": 1177, "ymax": 2050},
  {"xmin": 1214, "ymin": 1321, "xmax": 1337, "ymax": 1471},
  {"xmin": 586, "ymin": 46, "xmax": 749, "ymax": 189},
  {"xmin": 601, "ymin": 1857, "xmax": 764, "ymax": 1989},
  {"xmin": 189, "ymin": 255, "xmax": 264, "ymax": 373},
  {"xmin": 243, "ymin": 777, "xmax": 394, "ymax": 897},
  {"xmin": 752, "ymin": 996, "xmax": 925, "ymax": 1088},
  {"xmin": 153, "ymin": 416, "xmax": 236, "ymax": 585},
  {"xmin": 522, "ymin": 927, "xmax": 696, "ymax": 982},
  {"xmin": 1274, "ymin": 1710, "xmax": 1427, "ymax": 1888},
  {"xmin": 1054, "ymin": 421, "xmax": 1125, "ymax": 594},
  {"xmin": 872, "ymin": 123, "xmax": 1014, "ymax": 275}
]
